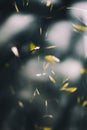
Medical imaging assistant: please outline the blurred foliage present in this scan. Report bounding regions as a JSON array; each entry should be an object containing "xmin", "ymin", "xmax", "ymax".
[{"xmin": 0, "ymin": 0, "xmax": 87, "ymax": 130}]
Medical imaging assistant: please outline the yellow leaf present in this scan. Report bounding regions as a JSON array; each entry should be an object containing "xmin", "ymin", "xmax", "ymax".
[
  {"xmin": 81, "ymin": 68, "xmax": 87, "ymax": 74},
  {"xmin": 61, "ymin": 82, "xmax": 69, "ymax": 90},
  {"xmin": 82, "ymin": 100, "xmax": 87, "ymax": 107},
  {"xmin": 73, "ymin": 24, "xmax": 87, "ymax": 31},
  {"xmin": 34, "ymin": 125, "xmax": 52, "ymax": 130},
  {"xmin": 14, "ymin": 2, "xmax": 19, "ymax": 12},
  {"xmin": 45, "ymin": 55, "xmax": 60, "ymax": 63},
  {"xmin": 43, "ymin": 127, "xmax": 52, "ymax": 130},
  {"xmin": 49, "ymin": 75, "xmax": 56, "ymax": 84},
  {"xmin": 61, "ymin": 87, "xmax": 77, "ymax": 93},
  {"xmin": 29, "ymin": 42, "xmax": 36, "ymax": 51},
  {"xmin": 64, "ymin": 87, "xmax": 77, "ymax": 93}
]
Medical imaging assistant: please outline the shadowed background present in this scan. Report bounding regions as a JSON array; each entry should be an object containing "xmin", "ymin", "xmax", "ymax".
[{"xmin": 0, "ymin": 0, "xmax": 87, "ymax": 130}]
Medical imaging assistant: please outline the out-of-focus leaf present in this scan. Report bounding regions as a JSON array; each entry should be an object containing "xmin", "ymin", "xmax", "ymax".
[
  {"xmin": 43, "ymin": 62, "xmax": 50, "ymax": 70},
  {"xmin": 62, "ymin": 77, "xmax": 69, "ymax": 84},
  {"xmin": 43, "ymin": 114, "xmax": 53, "ymax": 118},
  {"xmin": 61, "ymin": 82, "xmax": 69, "ymax": 90},
  {"xmin": 33, "ymin": 88, "xmax": 40, "ymax": 96},
  {"xmin": 77, "ymin": 97, "xmax": 81, "ymax": 103},
  {"xmin": 45, "ymin": 55, "xmax": 60, "ymax": 63},
  {"xmin": 61, "ymin": 87, "xmax": 77, "ymax": 93},
  {"xmin": 45, "ymin": 100, "xmax": 48, "ymax": 107},
  {"xmin": 45, "ymin": 46, "xmax": 56, "ymax": 49},
  {"xmin": 10, "ymin": 86, "xmax": 15, "ymax": 95},
  {"xmin": 73, "ymin": 24, "xmax": 87, "ymax": 31},
  {"xmin": 5, "ymin": 63, "xmax": 10, "ymax": 68},
  {"xmin": 35, "ymin": 125, "xmax": 52, "ymax": 130},
  {"xmin": 82, "ymin": 100, "xmax": 87, "ymax": 107},
  {"xmin": 81, "ymin": 68, "xmax": 87, "ymax": 74},
  {"xmin": 40, "ymin": 27, "xmax": 42, "ymax": 35},
  {"xmin": 43, "ymin": 127, "xmax": 52, "ymax": 130},
  {"xmin": 64, "ymin": 87, "xmax": 77, "ymax": 93},
  {"xmin": 46, "ymin": 0, "xmax": 51, "ymax": 7},
  {"xmin": 49, "ymin": 75, "xmax": 56, "ymax": 84},
  {"xmin": 13, "ymin": 1, "xmax": 19, "ymax": 12},
  {"xmin": 18, "ymin": 101, "xmax": 24, "ymax": 108},
  {"xmin": 11, "ymin": 46, "xmax": 19, "ymax": 57}
]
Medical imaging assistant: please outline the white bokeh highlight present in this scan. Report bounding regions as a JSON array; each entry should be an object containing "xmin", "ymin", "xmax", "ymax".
[
  {"xmin": 55, "ymin": 58, "xmax": 83, "ymax": 82},
  {"xmin": 0, "ymin": 14, "xmax": 37, "ymax": 45},
  {"xmin": 68, "ymin": 2, "xmax": 87, "ymax": 25},
  {"xmin": 46, "ymin": 21, "xmax": 73, "ymax": 52}
]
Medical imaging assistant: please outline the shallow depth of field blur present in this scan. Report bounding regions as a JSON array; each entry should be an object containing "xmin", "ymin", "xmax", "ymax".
[{"xmin": 0, "ymin": 0, "xmax": 87, "ymax": 130}]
